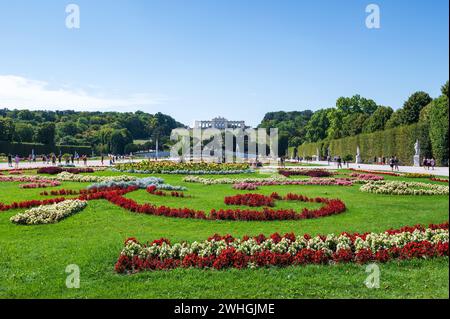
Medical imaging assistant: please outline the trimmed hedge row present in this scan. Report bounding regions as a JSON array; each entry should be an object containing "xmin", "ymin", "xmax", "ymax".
[
  {"xmin": 294, "ymin": 123, "xmax": 434, "ymax": 166},
  {"xmin": 0, "ymin": 141, "xmax": 92, "ymax": 157}
]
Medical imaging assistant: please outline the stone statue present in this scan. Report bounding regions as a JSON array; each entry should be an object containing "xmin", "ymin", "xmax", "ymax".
[
  {"xmin": 355, "ymin": 146, "xmax": 361, "ymax": 164},
  {"xmin": 414, "ymin": 140, "xmax": 420, "ymax": 156},
  {"xmin": 413, "ymin": 140, "xmax": 420, "ymax": 167}
]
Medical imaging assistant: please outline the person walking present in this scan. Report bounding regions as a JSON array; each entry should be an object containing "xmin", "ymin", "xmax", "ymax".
[
  {"xmin": 101, "ymin": 154, "xmax": 104, "ymax": 166},
  {"xmin": 394, "ymin": 156, "xmax": 399, "ymax": 171},
  {"xmin": 389, "ymin": 156, "xmax": 395, "ymax": 171},
  {"xmin": 14, "ymin": 155, "xmax": 20, "ymax": 169},
  {"xmin": 7, "ymin": 154, "xmax": 12, "ymax": 168},
  {"xmin": 422, "ymin": 158, "xmax": 428, "ymax": 170},
  {"xmin": 430, "ymin": 158, "xmax": 436, "ymax": 170},
  {"xmin": 337, "ymin": 156, "xmax": 342, "ymax": 169}
]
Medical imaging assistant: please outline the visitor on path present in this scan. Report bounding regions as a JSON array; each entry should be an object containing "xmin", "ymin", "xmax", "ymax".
[
  {"xmin": 430, "ymin": 158, "xmax": 436, "ymax": 170},
  {"xmin": 389, "ymin": 156, "xmax": 395, "ymax": 171},
  {"xmin": 7, "ymin": 154, "xmax": 13, "ymax": 167},
  {"xmin": 52, "ymin": 154, "xmax": 56, "ymax": 165},
  {"xmin": 71, "ymin": 154, "xmax": 74, "ymax": 164},
  {"xmin": 394, "ymin": 156, "xmax": 399, "ymax": 171},
  {"xmin": 14, "ymin": 155, "xmax": 20, "ymax": 169},
  {"xmin": 423, "ymin": 158, "xmax": 429, "ymax": 170},
  {"xmin": 101, "ymin": 155, "xmax": 104, "ymax": 165},
  {"xmin": 336, "ymin": 156, "xmax": 342, "ymax": 169}
]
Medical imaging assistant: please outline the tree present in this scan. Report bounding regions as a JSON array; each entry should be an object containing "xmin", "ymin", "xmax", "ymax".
[
  {"xmin": 336, "ymin": 95, "xmax": 378, "ymax": 115},
  {"xmin": 278, "ymin": 132, "xmax": 289, "ymax": 156},
  {"xmin": 110, "ymin": 129, "xmax": 133, "ymax": 154},
  {"xmin": 0, "ymin": 117, "xmax": 15, "ymax": 141},
  {"xmin": 363, "ymin": 106, "xmax": 394, "ymax": 133},
  {"xmin": 34, "ymin": 122, "xmax": 55, "ymax": 144},
  {"xmin": 441, "ymin": 80, "xmax": 449, "ymax": 98},
  {"xmin": 304, "ymin": 109, "xmax": 330, "ymax": 142},
  {"xmin": 429, "ymin": 95, "xmax": 449, "ymax": 166},
  {"xmin": 385, "ymin": 109, "xmax": 405, "ymax": 129},
  {"xmin": 341, "ymin": 113, "xmax": 369, "ymax": 137},
  {"xmin": 13, "ymin": 123, "xmax": 34, "ymax": 142},
  {"xmin": 326, "ymin": 109, "xmax": 345, "ymax": 139},
  {"xmin": 400, "ymin": 91, "xmax": 432, "ymax": 125}
]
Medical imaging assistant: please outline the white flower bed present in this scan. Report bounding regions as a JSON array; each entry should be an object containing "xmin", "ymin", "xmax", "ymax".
[
  {"xmin": 10, "ymin": 199, "xmax": 88, "ymax": 225},
  {"xmin": 87, "ymin": 176, "xmax": 186, "ymax": 191},
  {"xmin": 360, "ymin": 181, "xmax": 449, "ymax": 195}
]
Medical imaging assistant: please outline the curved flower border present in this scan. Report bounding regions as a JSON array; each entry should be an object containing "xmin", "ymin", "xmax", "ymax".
[
  {"xmin": 360, "ymin": 181, "xmax": 449, "ymax": 195},
  {"xmin": 114, "ymin": 222, "xmax": 449, "ymax": 273}
]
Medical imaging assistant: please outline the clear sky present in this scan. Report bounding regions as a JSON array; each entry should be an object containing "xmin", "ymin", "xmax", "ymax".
[{"xmin": 0, "ymin": 0, "xmax": 448, "ymax": 126}]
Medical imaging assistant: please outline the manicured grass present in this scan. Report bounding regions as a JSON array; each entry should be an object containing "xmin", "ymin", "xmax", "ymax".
[{"xmin": 0, "ymin": 169, "xmax": 448, "ymax": 298}]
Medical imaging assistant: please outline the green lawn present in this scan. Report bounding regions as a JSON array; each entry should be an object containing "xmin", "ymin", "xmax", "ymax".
[{"xmin": 0, "ymin": 169, "xmax": 448, "ymax": 298}]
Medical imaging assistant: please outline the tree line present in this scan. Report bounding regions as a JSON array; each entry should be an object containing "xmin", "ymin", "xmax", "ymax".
[
  {"xmin": 258, "ymin": 81, "xmax": 449, "ymax": 162},
  {"xmin": 0, "ymin": 109, "xmax": 185, "ymax": 155}
]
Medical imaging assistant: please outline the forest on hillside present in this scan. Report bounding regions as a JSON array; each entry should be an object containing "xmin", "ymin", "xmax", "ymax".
[{"xmin": 0, "ymin": 109, "xmax": 185, "ymax": 155}]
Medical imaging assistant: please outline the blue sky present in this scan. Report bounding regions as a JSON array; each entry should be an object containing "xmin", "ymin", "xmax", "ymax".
[{"xmin": 0, "ymin": 0, "xmax": 448, "ymax": 126}]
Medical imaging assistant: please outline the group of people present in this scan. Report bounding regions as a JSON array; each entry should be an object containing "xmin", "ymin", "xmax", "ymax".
[
  {"xmin": 388, "ymin": 156, "xmax": 400, "ymax": 171},
  {"xmin": 7, "ymin": 153, "xmax": 91, "ymax": 168},
  {"xmin": 422, "ymin": 158, "xmax": 436, "ymax": 170}
]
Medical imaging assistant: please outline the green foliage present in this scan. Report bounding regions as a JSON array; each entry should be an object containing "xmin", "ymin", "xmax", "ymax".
[
  {"xmin": 0, "ymin": 108, "xmax": 184, "ymax": 154},
  {"xmin": 336, "ymin": 94, "xmax": 378, "ymax": 114},
  {"xmin": 34, "ymin": 122, "xmax": 56, "ymax": 145},
  {"xmin": 400, "ymin": 91, "xmax": 433, "ymax": 125},
  {"xmin": 0, "ymin": 117, "xmax": 15, "ymax": 141},
  {"xmin": 258, "ymin": 110, "xmax": 313, "ymax": 147},
  {"xmin": 429, "ymin": 95, "xmax": 449, "ymax": 166},
  {"xmin": 297, "ymin": 123, "xmax": 431, "ymax": 165},
  {"xmin": 110, "ymin": 129, "xmax": 133, "ymax": 154},
  {"xmin": 363, "ymin": 106, "xmax": 394, "ymax": 133},
  {"xmin": 304, "ymin": 109, "xmax": 331, "ymax": 142},
  {"xmin": 0, "ymin": 141, "xmax": 92, "ymax": 156}
]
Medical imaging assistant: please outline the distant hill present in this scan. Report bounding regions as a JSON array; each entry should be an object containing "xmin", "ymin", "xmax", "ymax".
[{"xmin": 0, "ymin": 108, "xmax": 186, "ymax": 154}]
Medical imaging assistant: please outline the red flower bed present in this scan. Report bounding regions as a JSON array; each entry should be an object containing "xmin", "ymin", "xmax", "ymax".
[
  {"xmin": 0, "ymin": 197, "xmax": 67, "ymax": 211},
  {"xmin": 430, "ymin": 177, "xmax": 449, "ymax": 183},
  {"xmin": 224, "ymin": 193, "xmax": 276, "ymax": 207},
  {"xmin": 114, "ymin": 222, "xmax": 449, "ymax": 273},
  {"xmin": 1, "ymin": 185, "xmax": 346, "ymax": 221},
  {"xmin": 278, "ymin": 169, "xmax": 333, "ymax": 178},
  {"xmin": 146, "ymin": 185, "xmax": 187, "ymax": 198},
  {"xmin": 37, "ymin": 167, "xmax": 95, "ymax": 175}
]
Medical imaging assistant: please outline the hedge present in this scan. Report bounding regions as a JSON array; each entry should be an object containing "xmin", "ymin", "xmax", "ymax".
[
  {"xmin": 0, "ymin": 141, "xmax": 92, "ymax": 157},
  {"xmin": 294, "ymin": 123, "xmax": 435, "ymax": 166}
]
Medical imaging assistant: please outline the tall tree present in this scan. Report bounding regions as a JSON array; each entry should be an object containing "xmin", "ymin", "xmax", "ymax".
[
  {"xmin": 34, "ymin": 122, "xmax": 56, "ymax": 144},
  {"xmin": 363, "ymin": 106, "xmax": 394, "ymax": 133},
  {"xmin": 400, "ymin": 91, "xmax": 432, "ymax": 125}
]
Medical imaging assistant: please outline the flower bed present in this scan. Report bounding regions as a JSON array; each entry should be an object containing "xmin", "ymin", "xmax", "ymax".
[
  {"xmin": 114, "ymin": 222, "xmax": 449, "ymax": 273},
  {"xmin": 10, "ymin": 199, "xmax": 87, "ymax": 225},
  {"xmin": 224, "ymin": 193, "xmax": 276, "ymax": 207},
  {"xmin": 37, "ymin": 167, "xmax": 94, "ymax": 175},
  {"xmin": 146, "ymin": 185, "xmax": 188, "ymax": 198},
  {"xmin": 403, "ymin": 173, "xmax": 434, "ymax": 178},
  {"xmin": 0, "ymin": 197, "xmax": 68, "ymax": 211},
  {"xmin": 349, "ymin": 168, "xmax": 401, "ymax": 176},
  {"xmin": 349, "ymin": 173, "xmax": 384, "ymax": 181},
  {"xmin": 278, "ymin": 169, "xmax": 333, "ymax": 178},
  {"xmin": 114, "ymin": 160, "xmax": 251, "ymax": 174},
  {"xmin": 183, "ymin": 175, "xmax": 354, "ymax": 186},
  {"xmin": 360, "ymin": 181, "xmax": 449, "ymax": 195},
  {"xmin": 430, "ymin": 177, "xmax": 449, "ymax": 183},
  {"xmin": 20, "ymin": 181, "xmax": 61, "ymax": 189},
  {"xmin": 233, "ymin": 183, "xmax": 259, "ymax": 190},
  {"xmin": 87, "ymin": 176, "xmax": 186, "ymax": 191}
]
